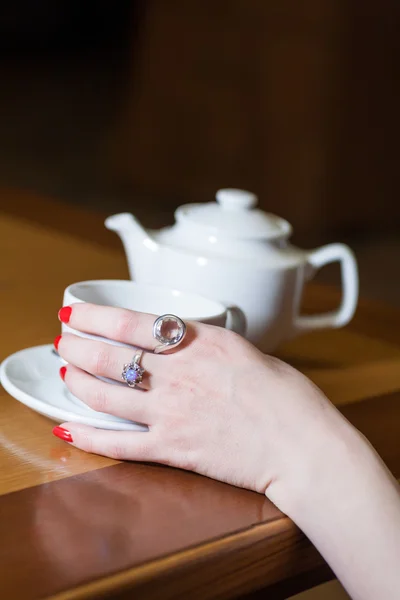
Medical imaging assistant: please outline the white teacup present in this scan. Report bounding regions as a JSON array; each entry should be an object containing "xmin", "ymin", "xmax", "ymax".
[
  {"xmin": 60, "ymin": 280, "xmax": 245, "ymax": 412},
  {"xmin": 62, "ymin": 279, "xmax": 245, "ymax": 336}
]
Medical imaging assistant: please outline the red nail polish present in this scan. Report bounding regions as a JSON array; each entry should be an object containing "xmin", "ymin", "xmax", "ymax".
[
  {"xmin": 58, "ymin": 306, "xmax": 72, "ymax": 324},
  {"xmin": 54, "ymin": 335, "xmax": 62, "ymax": 350},
  {"xmin": 53, "ymin": 426, "xmax": 73, "ymax": 443},
  {"xmin": 60, "ymin": 366, "xmax": 67, "ymax": 381}
]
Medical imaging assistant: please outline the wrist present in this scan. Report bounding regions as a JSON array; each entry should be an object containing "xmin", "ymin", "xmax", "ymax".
[
  {"xmin": 267, "ymin": 412, "xmax": 400, "ymax": 600},
  {"xmin": 266, "ymin": 408, "xmax": 373, "ymax": 519}
]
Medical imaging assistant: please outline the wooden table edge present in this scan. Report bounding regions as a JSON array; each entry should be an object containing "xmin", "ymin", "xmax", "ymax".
[{"xmin": 46, "ymin": 516, "xmax": 325, "ymax": 600}]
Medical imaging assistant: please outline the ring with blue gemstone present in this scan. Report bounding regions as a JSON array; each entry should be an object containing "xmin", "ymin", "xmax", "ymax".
[{"xmin": 122, "ymin": 350, "xmax": 145, "ymax": 388}]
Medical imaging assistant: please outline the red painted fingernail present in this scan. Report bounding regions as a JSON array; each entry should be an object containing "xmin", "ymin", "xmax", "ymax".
[
  {"xmin": 58, "ymin": 306, "xmax": 72, "ymax": 324},
  {"xmin": 54, "ymin": 335, "xmax": 62, "ymax": 350},
  {"xmin": 53, "ymin": 426, "xmax": 73, "ymax": 443},
  {"xmin": 60, "ymin": 366, "xmax": 67, "ymax": 381}
]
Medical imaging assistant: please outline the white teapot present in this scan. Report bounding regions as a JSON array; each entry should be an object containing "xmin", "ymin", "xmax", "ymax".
[{"xmin": 105, "ymin": 189, "xmax": 359, "ymax": 350}]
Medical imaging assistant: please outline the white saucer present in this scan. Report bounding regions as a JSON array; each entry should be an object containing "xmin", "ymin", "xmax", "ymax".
[{"xmin": 0, "ymin": 344, "xmax": 148, "ymax": 431}]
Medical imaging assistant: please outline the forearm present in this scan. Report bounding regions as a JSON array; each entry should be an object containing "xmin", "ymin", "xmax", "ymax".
[{"xmin": 273, "ymin": 422, "xmax": 400, "ymax": 600}]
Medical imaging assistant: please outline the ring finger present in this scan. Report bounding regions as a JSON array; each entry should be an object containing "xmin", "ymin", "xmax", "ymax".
[{"xmin": 57, "ymin": 333, "xmax": 165, "ymax": 388}]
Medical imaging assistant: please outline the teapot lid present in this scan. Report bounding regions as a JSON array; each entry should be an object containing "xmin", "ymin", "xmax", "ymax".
[{"xmin": 175, "ymin": 188, "xmax": 292, "ymax": 240}]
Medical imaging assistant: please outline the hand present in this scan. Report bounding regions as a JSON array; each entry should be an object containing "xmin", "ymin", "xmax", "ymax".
[
  {"xmin": 55, "ymin": 303, "xmax": 400, "ymax": 599},
  {"xmin": 55, "ymin": 303, "xmax": 351, "ymax": 498}
]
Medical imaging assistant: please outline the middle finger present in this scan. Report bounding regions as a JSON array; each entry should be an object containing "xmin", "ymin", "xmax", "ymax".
[{"xmin": 58, "ymin": 333, "xmax": 165, "ymax": 387}]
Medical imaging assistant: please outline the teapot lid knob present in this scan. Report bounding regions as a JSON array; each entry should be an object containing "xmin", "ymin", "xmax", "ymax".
[
  {"xmin": 216, "ymin": 188, "xmax": 258, "ymax": 211},
  {"xmin": 175, "ymin": 188, "xmax": 292, "ymax": 241}
]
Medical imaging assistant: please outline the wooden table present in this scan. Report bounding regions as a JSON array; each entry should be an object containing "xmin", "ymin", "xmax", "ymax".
[{"xmin": 1, "ymin": 189, "xmax": 400, "ymax": 600}]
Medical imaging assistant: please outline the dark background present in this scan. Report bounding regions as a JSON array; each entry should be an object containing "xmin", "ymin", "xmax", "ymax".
[{"xmin": 0, "ymin": 0, "xmax": 398, "ymax": 304}]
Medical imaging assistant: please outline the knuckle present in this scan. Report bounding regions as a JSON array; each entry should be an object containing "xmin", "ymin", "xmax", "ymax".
[
  {"xmin": 219, "ymin": 329, "xmax": 246, "ymax": 357},
  {"xmin": 91, "ymin": 348, "xmax": 111, "ymax": 376},
  {"xmin": 115, "ymin": 310, "xmax": 138, "ymax": 340},
  {"xmin": 161, "ymin": 435, "xmax": 197, "ymax": 471},
  {"xmin": 79, "ymin": 431, "xmax": 94, "ymax": 455},
  {"xmin": 266, "ymin": 355, "xmax": 291, "ymax": 377},
  {"xmin": 85, "ymin": 384, "xmax": 109, "ymax": 413},
  {"xmin": 165, "ymin": 412, "xmax": 187, "ymax": 430},
  {"xmin": 216, "ymin": 327, "xmax": 241, "ymax": 349},
  {"xmin": 161, "ymin": 362, "xmax": 201, "ymax": 402},
  {"xmin": 137, "ymin": 440, "xmax": 154, "ymax": 461},
  {"xmin": 167, "ymin": 376, "xmax": 186, "ymax": 394},
  {"xmin": 168, "ymin": 358, "xmax": 195, "ymax": 383},
  {"xmin": 106, "ymin": 444, "xmax": 127, "ymax": 460},
  {"xmin": 177, "ymin": 450, "xmax": 198, "ymax": 473},
  {"xmin": 194, "ymin": 326, "xmax": 234, "ymax": 359},
  {"xmin": 172, "ymin": 373, "xmax": 198, "ymax": 397}
]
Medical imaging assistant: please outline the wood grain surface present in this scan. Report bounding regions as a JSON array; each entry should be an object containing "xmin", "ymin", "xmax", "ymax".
[{"xmin": 0, "ymin": 188, "xmax": 399, "ymax": 599}]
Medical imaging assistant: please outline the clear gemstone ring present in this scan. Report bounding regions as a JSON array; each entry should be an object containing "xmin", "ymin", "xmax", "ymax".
[
  {"xmin": 153, "ymin": 314, "xmax": 186, "ymax": 354},
  {"xmin": 122, "ymin": 350, "xmax": 145, "ymax": 388}
]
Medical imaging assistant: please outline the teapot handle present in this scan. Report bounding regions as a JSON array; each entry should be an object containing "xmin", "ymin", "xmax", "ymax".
[{"xmin": 293, "ymin": 243, "xmax": 359, "ymax": 333}]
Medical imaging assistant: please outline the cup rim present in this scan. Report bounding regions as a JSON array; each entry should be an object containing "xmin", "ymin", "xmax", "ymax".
[{"xmin": 64, "ymin": 279, "xmax": 228, "ymax": 321}]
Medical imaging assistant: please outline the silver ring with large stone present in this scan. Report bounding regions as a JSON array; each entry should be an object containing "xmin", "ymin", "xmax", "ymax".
[
  {"xmin": 122, "ymin": 350, "xmax": 145, "ymax": 388},
  {"xmin": 153, "ymin": 314, "xmax": 187, "ymax": 354}
]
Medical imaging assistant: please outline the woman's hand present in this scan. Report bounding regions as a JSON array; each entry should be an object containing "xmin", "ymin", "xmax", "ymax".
[
  {"xmin": 55, "ymin": 302, "xmax": 352, "ymax": 498},
  {"xmin": 55, "ymin": 303, "xmax": 400, "ymax": 600}
]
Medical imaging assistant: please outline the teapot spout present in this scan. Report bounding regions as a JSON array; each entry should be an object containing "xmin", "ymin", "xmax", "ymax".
[
  {"xmin": 105, "ymin": 212, "xmax": 146, "ymax": 236},
  {"xmin": 105, "ymin": 212, "xmax": 157, "ymax": 279},
  {"xmin": 105, "ymin": 211, "xmax": 152, "ymax": 244}
]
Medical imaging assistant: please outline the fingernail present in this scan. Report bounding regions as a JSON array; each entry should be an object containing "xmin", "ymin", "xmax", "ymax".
[
  {"xmin": 59, "ymin": 366, "xmax": 67, "ymax": 381},
  {"xmin": 53, "ymin": 426, "xmax": 73, "ymax": 443},
  {"xmin": 54, "ymin": 335, "xmax": 62, "ymax": 350},
  {"xmin": 58, "ymin": 306, "xmax": 72, "ymax": 324}
]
